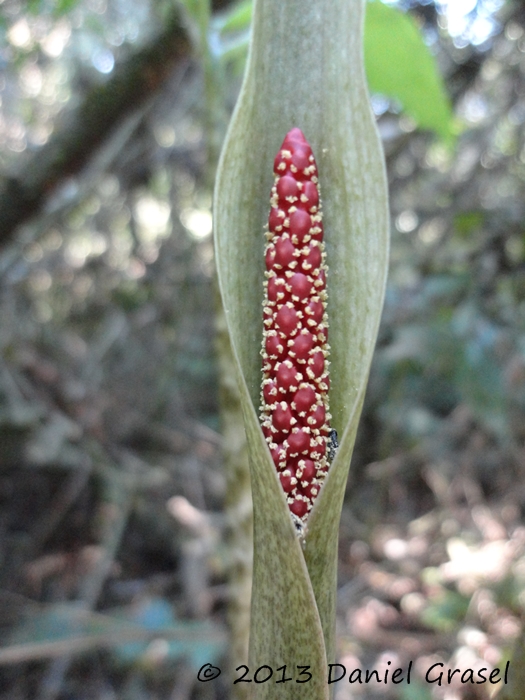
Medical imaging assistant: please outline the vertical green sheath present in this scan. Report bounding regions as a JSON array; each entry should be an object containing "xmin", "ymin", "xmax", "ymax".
[{"xmin": 214, "ymin": 0, "xmax": 389, "ymax": 697}]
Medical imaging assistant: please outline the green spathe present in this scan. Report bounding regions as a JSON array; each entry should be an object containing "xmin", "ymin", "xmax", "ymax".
[{"xmin": 214, "ymin": 0, "xmax": 389, "ymax": 697}]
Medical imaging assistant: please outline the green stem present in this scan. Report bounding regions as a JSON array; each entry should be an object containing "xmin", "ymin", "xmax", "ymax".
[{"xmin": 214, "ymin": 1, "xmax": 389, "ymax": 697}]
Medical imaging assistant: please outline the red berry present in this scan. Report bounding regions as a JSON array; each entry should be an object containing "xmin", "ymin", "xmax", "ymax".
[
  {"xmin": 270, "ymin": 443, "xmax": 285, "ymax": 467},
  {"xmin": 265, "ymin": 333, "xmax": 284, "ymax": 358},
  {"xmin": 300, "ymin": 482, "xmax": 319, "ymax": 501},
  {"xmin": 311, "ymin": 436, "xmax": 326, "ymax": 458},
  {"xmin": 301, "ymin": 242, "xmax": 322, "ymax": 272},
  {"xmin": 300, "ymin": 459, "xmax": 316, "ymax": 482},
  {"xmin": 291, "ymin": 332, "xmax": 314, "ymax": 361},
  {"xmin": 308, "ymin": 403, "xmax": 326, "ymax": 429},
  {"xmin": 282, "ymin": 128, "xmax": 311, "ymax": 155},
  {"xmin": 289, "ymin": 209, "xmax": 311, "ymax": 242},
  {"xmin": 265, "ymin": 244, "xmax": 276, "ymax": 270},
  {"xmin": 262, "ymin": 379, "xmax": 277, "ymax": 404},
  {"xmin": 288, "ymin": 428, "xmax": 310, "ymax": 454},
  {"xmin": 277, "ymin": 175, "xmax": 298, "ymax": 200},
  {"xmin": 289, "ymin": 272, "xmax": 311, "ymax": 300},
  {"xmin": 269, "ymin": 207, "xmax": 283, "ymax": 232},
  {"xmin": 275, "ymin": 305, "xmax": 299, "ymax": 336},
  {"xmin": 314, "ymin": 268, "xmax": 326, "ymax": 290},
  {"xmin": 305, "ymin": 298, "xmax": 324, "ymax": 324},
  {"xmin": 308, "ymin": 350, "xmax": 325, "ymax": 378},
  {"xmin": 291, "ymin": 148, "xmax": 310, "ymax": 171},
  {"xmin": 310, "ymin": 221, "xmax": 324, "ymax": 241},
  {"xmin": 280, "ymin": 471, "xmax": 295, "ymax": 493},
  {"xmin": 273, "ymin": 153, "xmax": 289, "ymax": 174},
  {"xmin": 276, "ymin": 361, "xmax": 300, "ymax": 392},
  {"xmin": 317, "ymin": 324, "xmax": 328, "ymax": 343},
  {"xmin": 260, "ymin": 128, "xmax": 332, "ymax": 530},
  {"xmin": 294, "ymin": 385, "xmax": 316, "ymax": 413},
  {"xmin": 273, "ymin": 402, "xmax": 293, "ymax": 432},
  {"xmin": 289, "ymin": 498, "xmax": 308, "ymax": 518},
  {"xmin": 302, "ymin": 181, "xmax": 319, "ymax": 208},
  {"xmin": 274, "ymin": 237, "xmax": 296, "ymax": 268},
  {"xmin": 267, "ymin": 275, "xmax": 287, "ymax": 302}
]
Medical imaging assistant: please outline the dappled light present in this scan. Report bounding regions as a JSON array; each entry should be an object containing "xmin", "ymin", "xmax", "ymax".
[{"xmin": 0, "ymin": 0, "xmax": 524, "ymax": 698}]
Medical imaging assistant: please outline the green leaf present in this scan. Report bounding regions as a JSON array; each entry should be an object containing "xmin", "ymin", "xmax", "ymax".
[
  {"xmin": 23, "ymin": 0, "xmax": 79, "ymax": 15},
  {"xmin": 364, "ymin": 0, "xmax": 454, "ymax": 140},
  {"xmin": 53, "ymin": 0, "xmax": 81, "ymax": 16},
  {"xmin": 421, "ymin": 589, "xmax": 470, "ymax": 632},
  {"xmin": 399, "ymin": 680, "xmax": 434, "ymax": 700},
  {"xmin": 454, "ymin": 211, "xmax": 485, "ymax": 238},
  {"xmin": 219, "ymin": 40, "xmax": 250, "ymax": 75},
  {"xmin": 212, "ymin": 0, "xmax": 251, "ymax": 73},
  {"xmin": 214, "ymin": 0, "xmax": 389, "ymax": 695},
  {"xmin": 214, "ymin": 0, "xmax": 252, "ymax": 34},
  {"xmin": 26, "ymin": 0, "xmax": 43, "ymax": 14},
  {"xmin": 179, "ymin": 0, "xmax": 211, "ymax": 38}
]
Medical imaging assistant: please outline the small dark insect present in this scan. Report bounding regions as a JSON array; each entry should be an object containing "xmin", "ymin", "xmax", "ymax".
[
  {"xmin": 291, "ymin": 513, "xmax": 307, "ymax": 538},
  {"xmin": 327, "ymin": 429, "xmax": 338, "ymax": 463}
]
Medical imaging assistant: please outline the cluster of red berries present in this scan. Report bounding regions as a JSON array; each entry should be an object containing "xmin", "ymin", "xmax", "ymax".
[{"xmin": 260, "ymin": 128, "xmax": 332, "ymax": 528}]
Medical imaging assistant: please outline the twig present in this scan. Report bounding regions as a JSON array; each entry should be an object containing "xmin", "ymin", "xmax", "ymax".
[
  {"xmin": 0, "ymin": 616, "xmax": 226, "ymax": 666},
  {"xmin": 38, "ymin": 449, "xmax": 135, "ymax": 700}
]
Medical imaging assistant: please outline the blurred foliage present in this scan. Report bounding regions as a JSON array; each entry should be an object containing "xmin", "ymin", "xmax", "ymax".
[
  {"xmin": 421, "ymin": 588, "xmax": 471, "ymax": 632},
  {"xmin": 25, "ymin": 0, "xmax": 82, "ymax": 17},
  {"xmin": 0, "ymin": 0, "xmax": 524, "ymax": 698},
  {"xmin": 5, "ymin": 598, "xmax": 225, "ymax": 667}
]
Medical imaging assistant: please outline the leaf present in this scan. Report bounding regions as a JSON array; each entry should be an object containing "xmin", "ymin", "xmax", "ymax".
[
  {"xmin": 26, "ymin": 0, "xmax": 43, "ymax": 14},
  {"xmin": 214, "ymin": 0, "xmax": 389, "ymax": 695},
  {"xmin": 219, "ymin": 40, "xmax": 250, "ymax": 75},
  {"xmin": 400, "ymin": 680, "xmax": 434, "ymax": 700},
  {"xmin": 421, "ymin": 589, "xmax": 470, "ymax": 632},
  {"xmin": 364, "ymin": 0, "xmax": 454, "ymax": 140},
  {"xmin": 53, "ymin": 0, "xmax": 81, "ymax": 16},
  {"xmin": 454, "ymin": 210, "xmax": 485, "ymax": 237},
  {"xmin": 211, "ymin": 0, "xmax": 251, "ymax": 72},
  {"xmin": 179, "ymin": 0, "xmax": 211, "ymax": 40},
  {"xmin": 214, "ymin": 0, "xmax": 252, "ymax": 34},
  {"xmin": 23, "ymin": 0, "xmax": 79, "ymax": 15}
]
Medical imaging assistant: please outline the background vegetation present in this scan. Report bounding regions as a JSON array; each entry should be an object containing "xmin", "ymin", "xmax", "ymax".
[{"xmin": 0, "ymin": 0, "xmax": 524, "ymax": 698}]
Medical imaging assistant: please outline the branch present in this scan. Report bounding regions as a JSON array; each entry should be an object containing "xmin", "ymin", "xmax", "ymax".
[{"xmin": 0, "ymin": 10, "xmax": 192, "ymax": 247}]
